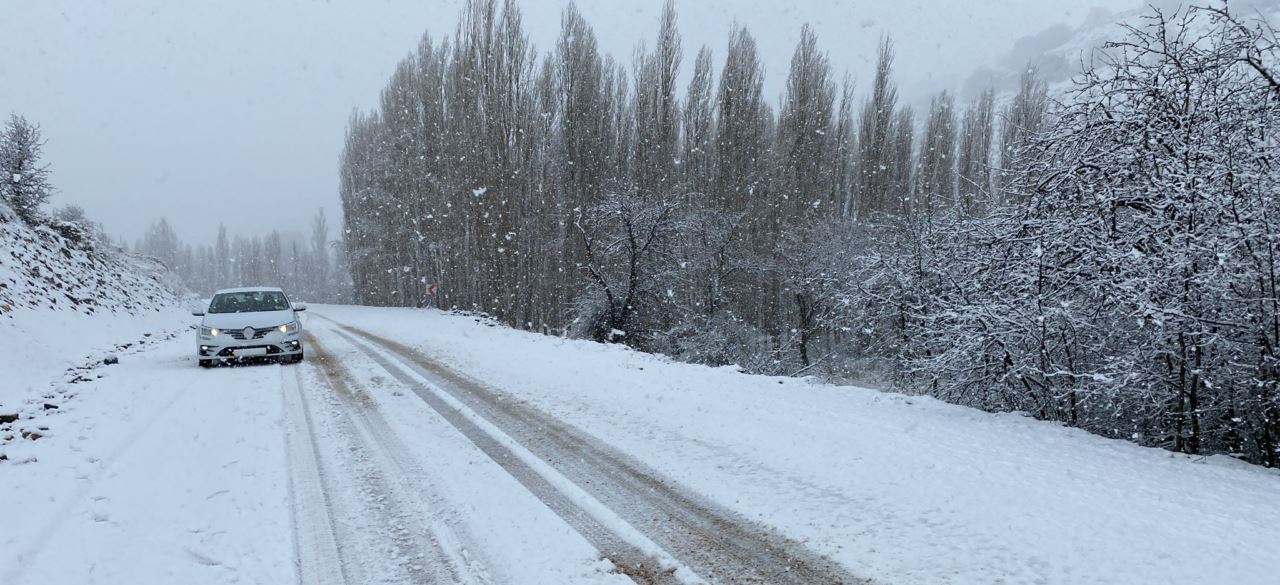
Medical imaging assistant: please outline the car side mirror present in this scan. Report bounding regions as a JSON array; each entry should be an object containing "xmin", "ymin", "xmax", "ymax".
[
  {"xmin": 293, "ymin": 303, "xmax": 307, "ymax": 312},
  {"xmin": 191, "ymin": 310, "xmax": 205, "ymax": 317}
]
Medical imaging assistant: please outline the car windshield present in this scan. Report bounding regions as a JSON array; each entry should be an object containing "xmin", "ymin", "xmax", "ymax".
[{"xmin": 208, "ymin": 291, "xmax": 290, "ymax": 314}]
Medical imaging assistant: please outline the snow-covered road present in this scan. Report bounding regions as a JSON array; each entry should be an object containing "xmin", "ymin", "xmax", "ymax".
[
  {"xmin": 314, "ymin": 315, "xmax": 856, "ymax": 584},
  {"xmin": 281, "ymin": 319, "xmax": 633, "ymax": 585},
  {"xmin": 4, "ymin": 305, "xmax": 1279, "ymax": 585},
  {"xmin": 2, "ymin": 319, "xmax": 625, "ymax": 585},
  {"xmin": 1, "ymin": 310, "xmax": 854, "ymax": 585}
]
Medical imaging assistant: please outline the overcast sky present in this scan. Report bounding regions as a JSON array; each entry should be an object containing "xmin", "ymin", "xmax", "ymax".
[{"xmin": 0, "ymin": 0, "xmax": 1135, "ymax": 245}]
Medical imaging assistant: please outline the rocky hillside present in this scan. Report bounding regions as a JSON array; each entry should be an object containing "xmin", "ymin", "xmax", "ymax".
[{"xmin": 0, "ymin": 208, "xmax": 182, "ymax": 319}]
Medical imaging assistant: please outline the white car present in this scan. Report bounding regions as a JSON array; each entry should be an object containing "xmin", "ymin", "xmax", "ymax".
[{"xmin": 192, "ymin": 287, "xmax": 306, "ymax": 367}]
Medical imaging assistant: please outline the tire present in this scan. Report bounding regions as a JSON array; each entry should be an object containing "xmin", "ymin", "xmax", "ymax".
[
  {"xmin": 198, "ymin": 359, "xmax": 215, "ymax": 368},
  {"xmin": 282, "ymin": 352, "xmax": 304, "ymax": 365}
]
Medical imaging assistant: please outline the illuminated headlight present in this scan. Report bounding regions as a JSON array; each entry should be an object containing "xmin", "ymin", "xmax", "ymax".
[
  {"xmin": 200, "ymin": 327, "xmax": 220, "ymax": 337},
  {"xmin": 279, "ymin": 321, "xmax": 299, "ymax": 334}
]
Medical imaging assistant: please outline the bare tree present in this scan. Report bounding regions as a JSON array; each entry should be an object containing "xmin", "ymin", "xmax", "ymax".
[
  {"xmin": 957, "ymin": 89, "xmax": 995, "ymax": 215},
  {"xmin": 855, "ymin": 37, "xmax": 901, "ymax": 219},
  {"xmin": 996, "ymin": 67, "xmax": 1048, "ymax": 202},
  {"xmin": 915, "ymin": 91, "xmax": 957, "ymax": 217},
  {"xmin": 632, "ymin": 0, "xmax": 682, "ymax": 201},
  {"xmin": 573, "ymin": 191, "xmax": 682, "ymax": 346},
  {"xmin": 681, "ymin": 46, "xmax": 716, "ymax": 200}
]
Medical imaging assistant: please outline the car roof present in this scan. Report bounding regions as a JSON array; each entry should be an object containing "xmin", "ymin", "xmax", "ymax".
[{"xmin": 213, "ymin": 286, "xmax": 285, "ymax": 294}]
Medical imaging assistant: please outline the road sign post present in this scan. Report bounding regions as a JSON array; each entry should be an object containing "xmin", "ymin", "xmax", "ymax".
[{"xmin": 422, "ymin": 282, "xmax": 438, "ymax": 308}]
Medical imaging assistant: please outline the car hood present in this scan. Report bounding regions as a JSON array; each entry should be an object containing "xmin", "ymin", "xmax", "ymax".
[{"xmin": 202, "ymin": 310, "xmax": 296, "ymax": 329}]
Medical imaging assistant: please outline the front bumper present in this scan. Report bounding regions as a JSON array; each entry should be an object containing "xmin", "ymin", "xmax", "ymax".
[{"xmin": 197, "ymin": 331, "xmax": 302, "ymax": 359}]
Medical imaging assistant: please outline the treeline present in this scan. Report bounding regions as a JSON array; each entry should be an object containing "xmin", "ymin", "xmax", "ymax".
[
  {"xmin": 340, "ymin": 2, "xmax": 1280, "ymax": 466},
  {"xmin": 0, "ymin": 110, "xmax": 349, "ymax": 304},
  {"xmin": 134, "ymin": 211, "xmax": 351, "ymax": 302}
]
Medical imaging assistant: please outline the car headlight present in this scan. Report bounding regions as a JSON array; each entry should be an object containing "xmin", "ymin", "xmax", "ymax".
[
  {"xmin": 278, "ymin": 321, "xmax": 299, "ymax": 334},
  {"xmin": 200, "ymin": 327, "xmax": 220, "ymax": 337}
]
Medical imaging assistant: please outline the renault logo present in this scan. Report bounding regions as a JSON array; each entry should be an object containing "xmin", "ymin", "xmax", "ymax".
[{"xmin": 243, "ymin": 326, "xmax": 254, "ymax": 339}]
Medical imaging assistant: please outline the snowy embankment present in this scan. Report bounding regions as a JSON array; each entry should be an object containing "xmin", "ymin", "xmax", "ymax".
[
  {"xmin": 0, "ymin": 216, "xmax": 188, "ymax": 453},
  {"xmin": 0, "ymin": 215, "xmax": 285, "ymax": 584},
  {"xmin": 0, "ymin": 334, "xmax": 292, "ymax": 584},
  {"xmin": 317, "ymin": 304, "xmax": 1280, "ymax": 585}
]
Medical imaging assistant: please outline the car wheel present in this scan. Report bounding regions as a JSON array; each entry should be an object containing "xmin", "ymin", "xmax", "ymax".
[{"xmin": 199, "ymin": 359, "xmax": 215, "ymax": 368}]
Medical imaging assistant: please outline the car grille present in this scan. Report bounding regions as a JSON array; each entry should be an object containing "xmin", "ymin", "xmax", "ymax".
[{"xmin": 224, "ymin": 326, "xmax": 276, "ymax": 340}]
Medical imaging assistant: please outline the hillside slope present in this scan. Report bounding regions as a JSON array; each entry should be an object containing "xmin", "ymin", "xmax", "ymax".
[
  {"xmin": 0, "ymin": 218, "xmax": 178, "ymax": 317},
  {"xmin": 0, "ymin": 211, "xmax": 189, "ymax": 408}
]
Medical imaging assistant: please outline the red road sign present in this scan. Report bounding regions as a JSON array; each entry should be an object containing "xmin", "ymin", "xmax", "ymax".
[{"xmin": 426, "ymin": 283, "xmax": 438, "ymax": 296}]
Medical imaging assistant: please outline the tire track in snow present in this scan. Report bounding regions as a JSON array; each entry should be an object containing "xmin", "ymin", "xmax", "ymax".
[
  {"xmin": 311, "ymin": 322, "xmax": 693, "ymax": 585},
  {"xmin": 282, "ymin": 363, "xmax": 350, "ymax": 585},
  {"xmin": 302, "ymin": 332, "xmax": 489, "ymax": 585},
  {"xmin": 317, "ymin": 317, "xmax": 870, "ymax": 583},
  {"xmin": 319, "ymin": 314, "xmax": 868, "ymax": 585}
]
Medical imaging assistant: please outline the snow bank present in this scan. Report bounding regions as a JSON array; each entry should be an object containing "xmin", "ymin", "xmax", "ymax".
[{"xmin": 318, "ymin": 304, "xmax": 1280, "ymax": 585}]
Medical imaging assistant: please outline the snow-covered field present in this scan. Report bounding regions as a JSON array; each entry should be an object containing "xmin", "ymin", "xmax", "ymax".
[{"xmin": 3, "ymin": 303, "xmax": 1278, "ymax": 585}]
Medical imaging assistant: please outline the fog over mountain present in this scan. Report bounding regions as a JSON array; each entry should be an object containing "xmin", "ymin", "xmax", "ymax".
[{"xmin": 958, "ymin": 0, "xmax": 1280, "ymax": 100}]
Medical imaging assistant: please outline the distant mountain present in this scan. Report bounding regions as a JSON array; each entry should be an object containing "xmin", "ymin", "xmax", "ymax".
[{"xmin": 958, "ymin": 0, "xmax": 1280, "ymax": 101}]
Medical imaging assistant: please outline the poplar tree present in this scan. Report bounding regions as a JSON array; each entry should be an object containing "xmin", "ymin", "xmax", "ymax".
[
  {"xmin": 915, "ymin": 91, "xmax": 957, "ymax": 217},
  {"xmin": 855, "ymin": 38, "xmax": 900, "ymax": 219},
  {"xmin": 957, "ymin": 89, "xmax": 995, "ymax": 215}
]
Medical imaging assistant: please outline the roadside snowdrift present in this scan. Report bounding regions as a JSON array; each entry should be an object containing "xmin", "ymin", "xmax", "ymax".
[
  {"xmin": 317, "ymin": 305, "xmax": 1280, "ymax": 585},
  {"xmin": 0, "ymin": 215, "xmax": 189, "ymax": 427}
]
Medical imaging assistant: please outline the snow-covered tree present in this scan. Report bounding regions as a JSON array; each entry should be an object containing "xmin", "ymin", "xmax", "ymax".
[
  {"xmin": 908, "ymin": 5, "xmax": 1280, "ymax": 465},
  {"xmin": 334, "ymin": 0, "xmax": 1280, "ymax": 466},
  {"xmin": 0, "ymin": 115, "xmax": 54, "ymax": 223},
  {"xmin": 572, "ymin": 190, "xmax": 682, "ymax": 346}
]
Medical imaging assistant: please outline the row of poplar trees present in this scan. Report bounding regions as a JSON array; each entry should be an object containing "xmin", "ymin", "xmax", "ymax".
[{"xmin": 340, "ymin": 1, "xmax": 1280, "ymax": 466}]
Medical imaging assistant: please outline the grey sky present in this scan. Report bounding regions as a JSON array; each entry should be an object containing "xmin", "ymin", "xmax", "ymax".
[{"xmin": 0, "ymin": 0, "xmax": 1133, "ymax": 245}]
